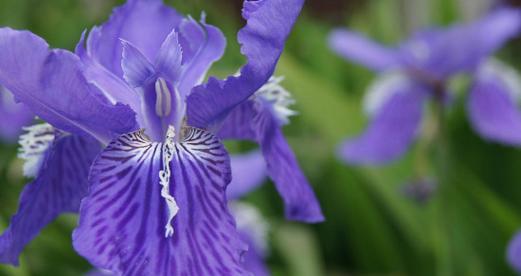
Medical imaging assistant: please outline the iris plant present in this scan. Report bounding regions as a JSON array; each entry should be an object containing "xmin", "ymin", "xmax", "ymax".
[
  {"xmin": 0, "ymin": 0, "xmax": 323, "ymax": 274},
  {"xmin": 329, "ymin": 8, "xmax": 521, "ymax": 165}
]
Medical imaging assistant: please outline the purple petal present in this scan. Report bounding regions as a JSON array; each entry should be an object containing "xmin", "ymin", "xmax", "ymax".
[
  {"xmin": 85, "ymin": 0, "xmax": 183, "ymax": 78},
  {"xmin": 121, "ymin": 40, "xmax": 155, "ymax": 88},
  {"xmin": 227, "ymin": 151, "xmax": 268, "ymax": 200},
  {"xmin": 254, "ymin": 109, "xmax": 324, "ymax": 222},
  {"xmin": 0, "ymin": 86, "xmax": 33, "ymax": 142},
  {"xmin": 218, "ymin": 100, "xmax": 257, "ymax": 140},
  {"xmin": 75, "ymin": 32, "xmax": 142, "ymax": 118},
  {"xmin": 0, "ymin": 134, "xmax": 100, "ymax": 265},
  {"xmin": 219, "ymin": 99, "xmax": 323, "ymax": 222},
  {"xmin": 177, "ymin": 17, "xmax": 226, "ymax": 98},
  {"xmin": 339, "ymin": 83, "xmax": 426, "ymax": 165},
  {"xmin": 155, "ymin": 30, "xmax": 182, "ymax": 82},
  {"xmin": 187, "ymin": 0, "xmax": 305, "ymax": 129},
  {"xmin": 508, "ymin": 230, "xmax": 521, "ymax": 273},
  {"xmin": 467, "ymin": 61, "xmax": 521, "ymax": 145},
  {"xmin": 0, "ymin": 28, "xmax": 137, "ymax": 144},
  {"xmin": 402, "ymin": 8, "xmax": 521, "ymax": 78},
  {"xmin": 328, "ymin": 29, "xmax": 400, "ymax": 71},
  {"xmin": 73, "ymin": 128, "xmax": 248, "ymax": 275}
]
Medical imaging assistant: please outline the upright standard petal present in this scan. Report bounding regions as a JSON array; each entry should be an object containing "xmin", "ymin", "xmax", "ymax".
[
  {"xmin": 0, "ymin": 86, "xmax": 33, "ymax": 142},
  {"xmin": 177, "ymin": 17, "xmax": 226, "ymax": 98},
  {"xmin": 0, "ymin": 28, "xmax": 137, "ymax": 144},
  {"xmin": 86, "ymin": 0, "xmax": 183, "ymax": 78},
  {"xmin": 187, "ymin": 0, "xmax": 305, "ymax": 129},
  {"xmin": 0, "ymin": 133, "xmax": 100, "ymax": 265},
  {"xmin": 328, "ymin": 29, "xmax": 400, "ymax": 71},
  {"xmin": 339, "ymin": 81, "xmax": 426, "ymax": 165},
  {"xmin": 227, "ymin": 151, "xmax": 268, "ymax": 200},
  {"xmin": 467, "ymin": 60, "xmax": 521, "ymax": 145},
  {"xmin": 73, "ymin": 128, "xmax": 248, "ymax": 275}
]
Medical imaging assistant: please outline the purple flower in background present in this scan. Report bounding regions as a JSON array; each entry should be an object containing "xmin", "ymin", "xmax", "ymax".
[
  {"xmin": 508, "ymin": 230, "xmax": 521, "ymax": 273},
  {"xmin": 329, "ymin": 8, "xmax": 521, "ymax": 165},
  {"xmin": 0, "ymin": 86, "xmax": 33, "ymax": 142},
  {"xmin": 0, "ymin": 0, "xmax": 323, "ymax": 274}
]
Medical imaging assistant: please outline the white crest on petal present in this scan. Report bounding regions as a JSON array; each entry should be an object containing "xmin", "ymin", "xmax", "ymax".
[
  {"xmin": 18, "ymin": 123, "xmax": 55, "ymax": 178},
  {"xmin": 363, "ymin": 71, "xmax": 411, "ymax": 117},
  {"xmin": 159, "ymin": 125, "xmax": 180, "ymax": 238},
  {"xmin": 230, "ymin": 201, "xmax": 269, "ymax": 255},
  {"xmin": 478, "ymin": 58, "xmax": 521, "ymax": 103},
  {"xmin": 254, "ymin": 76, "xmax": 297, "ymax": 125}
]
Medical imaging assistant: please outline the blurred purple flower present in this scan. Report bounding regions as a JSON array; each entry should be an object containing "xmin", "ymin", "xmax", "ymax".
[
  {"xmin": 508, "ymin": 230, "xmax": 521, "ymax": 273},
  {"xmin": 0, "ymin": 86, "xmax": 33, "ymax": 142},
  {"xmin": 0, "ymin": 0, "xmax": 323, "ymax": 274},
  {"xmin": 329, "ymin": 8, "xmax": 521, "ymax": 165}
]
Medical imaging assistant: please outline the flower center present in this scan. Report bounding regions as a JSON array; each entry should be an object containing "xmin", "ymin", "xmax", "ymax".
[
  {"xmin": 159, "ymin": 125, "xmax": 180, "ymax": 238},
  {"xmin": 154, "ymin": 78, "xmax": 173, "ymax": 118}
]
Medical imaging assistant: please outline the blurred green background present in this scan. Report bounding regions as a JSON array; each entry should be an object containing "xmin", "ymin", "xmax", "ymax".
[{"xmin": 1, "ymin": 0, "xmax": 521, "ymax": 275}]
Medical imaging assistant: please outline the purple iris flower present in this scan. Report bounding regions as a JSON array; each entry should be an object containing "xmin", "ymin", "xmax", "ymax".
[
  {"xmin": 0, "ymin": 86, "xmax": 34, "ymax": 142},
  {"xmin": 329, "ymin": 8, "xmax": 521, "ymax": 165},
  {"xmin": 0, "ymin": 0, "xmax": 323, "ymax": 274}
]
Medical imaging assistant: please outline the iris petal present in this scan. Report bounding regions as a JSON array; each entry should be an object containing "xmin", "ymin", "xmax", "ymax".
[
  {"xmin": 219, "ymin": 100, "xmax": 324, "ymax": 222},
  {"xmin": 227, "ymin": 151, "xmax": 267, "ymax": 200},
  {"xmin": 0, "ymin": 28, "xmax": 137, "ymax": 144},
  {"xmin": 328, "ymin": 29, "xmax": 400, "ymax": 72},
  {"xmin": 467, "ymin": 60, "xmax": 521, "ymax": 145},
  {"xmin": 0, "ymin": 134, "xmax": 100, "ymax": 265},
  {"xmin": 177, "ymin": 17, "xmax": 226, "ymax": 98},
  {"xmin": 339, "ymin": 82, "xmax": 426, "ymax": 165},
  {"xmin": 85, "ymin": 0, "xmax": 183, "ymax": 78},
  {"xmin": 187, "ymin": 0, "xmax": 305, "ymax": 129},
  {"xmin": 73, "ymin": 127, "xmax": 248, "ymax": 275}
]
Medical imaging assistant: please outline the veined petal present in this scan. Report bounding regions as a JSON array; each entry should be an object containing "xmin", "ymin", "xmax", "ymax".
[
  {"xmin": 219, "ymin": 79, "xmax": 323, "ymax": 222},
  {"xmin": 467, "ymin": 59, "xmax": 521, "ymax": 145},
  {"xmin": 339, "ymin": 81, "xmax": 426, "ymax": 165},
  {"xmin": 177, "ymin": 17, "xmax": 226, "ymax": 98},
  {"xmin": 187, "ymin": 0, "xmax": 305, "ymax": 129},
  {"xmin": 0, "ymin": 133, "xmax": 100, "ymax": 265},
  {"xmin": 0, "ymin": 85, "xmax": 33, "ymax": 142},
  {"xmin": 227, "ymin": 151, "xmax": 268, "ymax": 200},
  {"xmin": 254, "ymin": 108, "xmax": 324, "ymax": 222},
  {"xmin": 328, "ymin": 29, "xmax": 400, "ymax": 71},
  {"xmin": 73, "ymin": 128, "xmax": 248, "ymax": 275},
  {"xmin": 86, "ymin": 0, "xmax": 183, "ymax": 78},
  {"xmin": 0, "ymin": 28, "xmax": 137, "ymax": 144}
]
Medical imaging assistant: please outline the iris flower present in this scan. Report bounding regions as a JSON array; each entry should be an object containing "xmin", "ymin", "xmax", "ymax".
[
  {"xmin": 0, "ymin": 0, "xmax": 323, "ymax": 274},
  {"xmin": 329, "ymin": 8, "xmax": 521, "ymax": 165}
]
